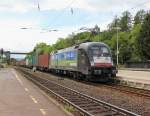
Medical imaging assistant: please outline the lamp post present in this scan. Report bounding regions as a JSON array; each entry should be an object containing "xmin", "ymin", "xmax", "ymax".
[
  {"xmin": 115, "ymin": 27, "xmax": 121, "ymax": 67},
  {"xmin": 0, "ymin": 48, "xmax": 3, "ymax": 63}
]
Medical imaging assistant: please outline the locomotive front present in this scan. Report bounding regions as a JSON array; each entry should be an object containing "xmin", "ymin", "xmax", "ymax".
[{"xmin": 85, "ymin": 42, "xmax": 117, "ymax": 81}]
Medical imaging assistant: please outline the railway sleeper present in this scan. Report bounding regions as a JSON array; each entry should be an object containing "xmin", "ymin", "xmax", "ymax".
[
  {"xmin": 58, "ymin": 95, "xmax": 74, "ymax": 99},
  {"xmin": 50, "ymin": 88, "xmax": 68, "ymax": 92},
  {"xmin": 55, "ymin": 89, "xmax": 74, "ymax": 93},
  {"xmin": 53, "ymin": 88, "xmax": 69, "ymax": 93},
  {"xmin": 97, "ymin": 110, "xmax": 119, "ymax": 116},
  {"xmin": 66, "ymin": 97, "xmax": 83, "ymax": 100},
  {"xmin": 82, "ymin": 106, "xmax": 106, "ymax": 111},
  {"xmin": 69, "ymin": 99, "xmax": 89, "ymax": 103},
  {"xmin": 78, "ymin": 104, "xmax": 99, "ymax": 107},
  {"xmin": 73, "ymin": 101, "xmax": 93, "ymax": 105},
  {"xmin": 57, "ymin": 93, "xmax": 75, "ymax": 97},
  {"xmin": 88, "ymin": 108, "xmax": 110, "ymax": 115},
  {"xmin": 49, "ymin": 87, "xmax": 68, "ymax": 91}
]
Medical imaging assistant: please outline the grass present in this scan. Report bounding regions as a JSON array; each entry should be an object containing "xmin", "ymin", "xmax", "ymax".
[{"xmin": 64, "ymin": 105, "xmax": 75, "ymax": 113}]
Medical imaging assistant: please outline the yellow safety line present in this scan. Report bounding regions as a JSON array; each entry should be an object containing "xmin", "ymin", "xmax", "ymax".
[
  {"xmin": 30, "ymin": 95, "xmax": 38, "ymax": 104},
  {"xmin": 40, "ymin": 109, "xmax": 46, "ymax": 115},
  {"xmin": 24, "ymin": 88, "xmax": 29, "ymax": 92},
  {"xmin": 12, "ymin": 70, "xmax": 23, "ymax": 86}
]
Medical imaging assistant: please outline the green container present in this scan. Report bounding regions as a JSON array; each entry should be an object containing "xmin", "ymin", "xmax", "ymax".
[
  {"xmin": 31, "ymin": 52, "xmax": 38, "ymax": 66},
  {"xmin": 26, "ymin": 55, "xmax": 33, "ymax": 66},
  {"xmin": 26, "ymin": 50, "xmax": 39, "ymax": 67}
]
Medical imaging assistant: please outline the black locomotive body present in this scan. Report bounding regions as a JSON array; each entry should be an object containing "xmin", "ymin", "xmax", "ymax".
[{"xmin": 50, "ymin": 42, "xmax": 117, "ymax": 82}]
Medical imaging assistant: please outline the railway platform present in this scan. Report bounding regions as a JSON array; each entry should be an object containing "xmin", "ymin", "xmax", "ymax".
[
  {"xmin": 0, "ymin": 68, "xmax": 67, "ymax": 116},
  {"xmin": 119, "ymin": 68, "xmax": 150, "ymax": 72},
  {"xmin": 117, "ymin": 69, "xmax": 150, "ymax": 90}
]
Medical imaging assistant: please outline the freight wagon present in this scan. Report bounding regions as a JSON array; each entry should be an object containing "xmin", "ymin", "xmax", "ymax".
[
  {"xmin": 16, "ymin": 60, "xmax": 26, "ymax": 66},
  {"xmin": 37, "ymin": 54, "xmax": 49, "ymax": 71},
  {"xmin": 25, "ymin": 55, "xmax": 32, "ymax": 68},
  {"xmin": 32, "ymin": 53, "xmax": 38, "ymax": 67}
]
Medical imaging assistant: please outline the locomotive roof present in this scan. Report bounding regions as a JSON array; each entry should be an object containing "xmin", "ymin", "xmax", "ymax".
[
  {"xmin": 79, "ymin": 42, "xmax": 108, "ymax": 48},
  {"xmin": 54, "ymin": 42, "xmax": 109, "ymax": 53}
]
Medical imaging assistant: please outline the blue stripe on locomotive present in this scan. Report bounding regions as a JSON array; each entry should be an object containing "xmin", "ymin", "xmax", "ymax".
[{"xmin": 57, "ymin": 51, "xmax": 77, "ymax": 61}]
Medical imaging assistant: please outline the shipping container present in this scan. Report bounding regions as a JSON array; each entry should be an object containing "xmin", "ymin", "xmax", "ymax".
[
  {"xmin": 26, "ymin": 55, "xmax": 33, "ymax": 66},
  {"xmin": 17, "ymin": 60, "xmax": 26, "ymax": 66},
  {"xmin": 29, "ymin": 53, "xmax": 37, "ymax": 66},
  {"xmin": 32, "ymin": 54, "xmax": 36, "ymax": 66},
  {"xmin": 38, "ymin": 54, "xmax": 49, "ymax": 68}
]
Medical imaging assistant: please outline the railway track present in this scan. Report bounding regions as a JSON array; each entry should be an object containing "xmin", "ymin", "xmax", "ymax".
[
  {"xmin": 79, "ymin": 81, "xmax": 150, "ymax": 99},
  {"xmin": 19, "ymin": 67, "xmax": 150, "ymax": 99},
  {"xmin": 102, "ymin": 84, "xmax": 150, "ymax": 98},
  {"xmin": 39, "ymin": 68, "xmax": 150, "ymax": 99},
  {"xmin": 18, "ymin": 68, "xmax": 140, "ymax": 116}
]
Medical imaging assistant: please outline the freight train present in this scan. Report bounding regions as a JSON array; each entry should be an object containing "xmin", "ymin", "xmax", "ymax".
[{"xmin": 18, "ymin": 42, "xmax": 117, "ymax": 82}]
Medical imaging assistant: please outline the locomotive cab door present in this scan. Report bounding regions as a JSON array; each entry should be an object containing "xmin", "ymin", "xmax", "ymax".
[{"xmin": 78, "ymin": 49, "xmax": 90, "ymax": 75}]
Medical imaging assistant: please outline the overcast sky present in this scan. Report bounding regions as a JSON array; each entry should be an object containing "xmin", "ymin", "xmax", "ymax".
[{"xmin": 0, "ymin": 0, "xmax": 150, "ymax": 58}]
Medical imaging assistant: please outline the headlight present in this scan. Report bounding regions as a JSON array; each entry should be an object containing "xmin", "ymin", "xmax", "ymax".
[
  {"xmin": 91, "ymin": 61, "xmax": 94, "ymax": 66},
  {"xmin": 111, "ymin": 58, "xmax": 114, "ymax": 66}
]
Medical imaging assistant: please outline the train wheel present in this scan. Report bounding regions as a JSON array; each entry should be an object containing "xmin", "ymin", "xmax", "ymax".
[
  {"xmin": 111, "ymin": 74, "xmax": 116, "ymax": 77},
  {"xmin": 76, "ymin": 73, "xmax": 81, "ymax": 80},
  {"xmin": 73, "ymin": 72, "xmax": 77, "ymax": 79},
  {"xmin": 85, "ymin": 75, "xmax": 91, "ymax": 81}
]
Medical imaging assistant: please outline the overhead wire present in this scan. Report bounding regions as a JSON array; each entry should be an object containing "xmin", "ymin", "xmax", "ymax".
[{"xmin": 47, "ymin": 0, "xmax": 77, "ymax": 28}]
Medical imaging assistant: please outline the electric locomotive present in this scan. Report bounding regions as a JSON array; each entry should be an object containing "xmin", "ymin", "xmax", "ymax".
[{"xmin": 49, "ymin": 42, "xmax": 117, "ymax": 82}]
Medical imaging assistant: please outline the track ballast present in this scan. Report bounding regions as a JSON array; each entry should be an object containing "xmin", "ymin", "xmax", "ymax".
[{"xmin": 18, "ymin": 68, "xmax": 140, "ymax": 116}]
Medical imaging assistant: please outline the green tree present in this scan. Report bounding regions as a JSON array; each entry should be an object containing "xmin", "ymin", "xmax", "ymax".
[
  {"xmin": 108, "ymin": 16, "xmax": 120, "ymax": 31},
  {"xmin": 110, "ymin": 31, "xmax": 132, "ymax": 64},
  {"xmin": 26, "ymin": 10, "xmax": 150, "ymax": 64},
  {"xmin": 137, "ymin": 12, "xmax": 150, "ymax": 60},
  {"xmin": 134, "ymin": 10, "xmax": 146, "ymax": 25},
  {"xmin": 129, "ymin": 24, "xmax": 142, "ymax": 61},
  {"xmin": 119, "ymin": 11, "xmax": 132, "ymax": 32}
]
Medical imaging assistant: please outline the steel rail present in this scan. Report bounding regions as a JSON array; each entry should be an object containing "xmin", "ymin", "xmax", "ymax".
[{"xmin": 102, "ymin": 84, "xmax": 150, "ymax": 98}]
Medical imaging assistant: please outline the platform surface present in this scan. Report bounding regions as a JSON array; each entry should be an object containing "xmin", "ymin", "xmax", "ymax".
[
  {"xmin": 117, "ymin": 70, "xmax": 150, "ymax": 84},
  {"xmin": 0, "ymin": 68, "xmax": 67, "ymax": 116}
]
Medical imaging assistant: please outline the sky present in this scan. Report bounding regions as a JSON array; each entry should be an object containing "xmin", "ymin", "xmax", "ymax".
[{"xmin": 0, "ymin": 0, "xmax": 150, "ymax": 58}]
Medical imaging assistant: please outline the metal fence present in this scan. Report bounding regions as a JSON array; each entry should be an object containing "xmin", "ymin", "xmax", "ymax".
[{"xmin": 125, "ymin": 61, "xmax": 150, "ymax": 68}]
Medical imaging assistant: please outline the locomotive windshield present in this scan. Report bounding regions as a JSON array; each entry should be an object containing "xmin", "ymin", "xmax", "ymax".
[{"xmin": 89, "ymin": 46, "xmax": 110, "ymax": 57}]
